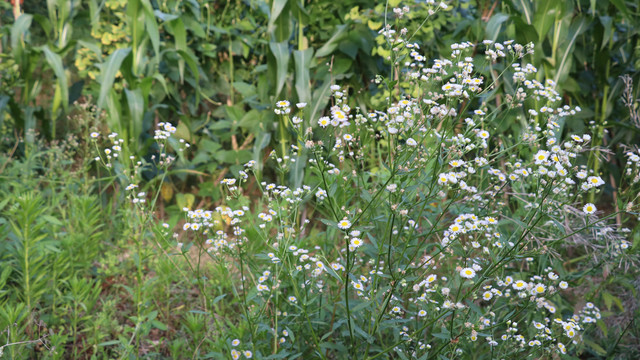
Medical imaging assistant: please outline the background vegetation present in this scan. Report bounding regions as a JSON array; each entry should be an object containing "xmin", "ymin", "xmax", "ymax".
[{"xmin": 0, "ymin": 0, "xmax": 639, "ymax": 359}]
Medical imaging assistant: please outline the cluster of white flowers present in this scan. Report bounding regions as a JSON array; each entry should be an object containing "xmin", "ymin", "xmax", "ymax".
[{"xmin": 155, "ymin": 122, "xmax": 177, "ymax": 140}]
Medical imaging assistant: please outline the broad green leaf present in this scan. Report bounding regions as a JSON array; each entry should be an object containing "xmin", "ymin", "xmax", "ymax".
[
  {"xmin": 485, "ymin": 13, "xmax": 510, "ymax": 42},
  {"xmin": 288, "ymin": 153, "xmax": 307, "ymax": 189},
  {"xmin": 46, "ymin": 0, "xmax": 57, "ymax": 29},
  {"xmin": 170, "ymin": 18, "xmax": 187, "ymax": 52},
  {"xmin": 553, "ymin": 16, "xmax": 586, "ymax": 85},
  {"xmin": 139, "ymin": 76, "xmax": 154, "ymax": 101},
  {"xmin": 272, "ymin": 6, "xmax": 292, "ymax": 42},
  {"xmin": 31, "ymin": 14, "xmax": 52, "ymax": 38},
  {"xmin": 142, "ymin": 0, "xmax": 159, "ymax": 57},
  {"xmin": 41, "ymin": 214, "xmax": 63, "ymax": 226},
  {"xmin": 125, "ymin": 88, "xmax": 144, "ymax": 143},
  {"xmin": 599, "ymin": 16, "xmax": 613, "ymax": 51},
  {"xmin": 88, "ymin": 0, "xmax": 101, "ymax": 33},
  {"xmin": 232, "ymin": 81, "xmax": 256, "ymax": 98},
  {"xmin": 269, "ymin": 41, "xmax": 290, "ymax": 97},
  {"xmin": 511, "ymin": 16, "xmax": 538, "ymax": 45},
  {"xmin": 584, "ymin": 340, "xmax": 607, "ymax": 356},
  {"xmin": 153, "ymin": 73, "xmax": 169, "ymax": 95},
  {"xmin": 177, "ymin": 49, "xmax": 201, "ymax": 83},
  {"xmin": 238, "ymin": 110, "xmax": 261, "ymax": 130},
  {"xmin": 610, "ymin": 0, "xmax": 632, "ymax": 20},
  {"xmin": 309, "ymin": 74, "xmax": 332, "ymax": 123},
  {"xmin": 41, "ymin": 45, "xmax": 68, "ymax": 112},
  {"xmin": 513, "ymin": 0, "xmax": 533, "ymax": 24},
  {"xmin": 0, "ymin": 266, "xmax": 12, "ymax": 287},
  {"xmin": 25, "ymin": 106, "xmax": 36, "ymax": 144},
  {"xmin": 0, "ymin": 96, "xmax": 9, "ymax": 128},
  {"xmin": 315, "ymin": 24, "xmax": 348, "ymax": 58},
  {"xmin": 105, "ymin": 89, "xmax": 122, "ymax": 132},
  {"xmin": 214, "ymin": 150, "xmax": 252, "ymax": 164},
  {"xmin": 176, "ymin": 193, "xmax": 195, "ymax": 210},
  {"xmin": 596, "ymin": 319, "xmax": 608, "ymax": 338},
  {"xmin": 183, "ymin": 15, "xmax": 206, "ymax": 38},
  {"xmin": 253, "ymin": 132, "xmax": 270, "ymax": 166},
  {"xmin": 151, "ymin": 320, "xmax": 167, "ymax": 331},
  {"xmin": 225, "ymin": 105, "xmax": 245, "ymax": 124},
  {"xmin": 268, "ymin": 0, "xmax": 288, "ymax": 32},
  {"xmin": 533, "ymin": 0, "xmax": 561, "ymax": 42},
  {"xmin": 11, "ymin": 14, "xmax": 33, "ymax": 53},
  {"xmin": 127, "ymin": 0, "xmax": 143, "ymax": 55},
  {"xmin": 78, "ymin": 40, "xmax": 102, "ymax": 60},
  {"xmin": 293, "ymin": 48, "xmax": 313, "ymax": 103},
  {"xmin": 97, "ymin": 48, "xmax": 131, "ymax": 110},
  {"xmin": 154, "ymin": 10, "xmax": 179, "ymax": 22}
]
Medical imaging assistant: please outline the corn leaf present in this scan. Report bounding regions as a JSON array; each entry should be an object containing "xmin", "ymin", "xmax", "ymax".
[
  {"xmin": 97, "ymin": 48, "xmax": 131, "ymax": 110},
  {"xmin": 293, "ymin": 48, "xmax": 313, "ymax": 103},
  {"xmin": 41, "ymin": 45, "xmax": 68, "ymax": 112},
  {"xmin": 125, "ymin": 88, "xmax": 144, "ymax": 144},
  {"xmin": 270, "ymin": 41, "xmax": 290, "ymax": 97}
]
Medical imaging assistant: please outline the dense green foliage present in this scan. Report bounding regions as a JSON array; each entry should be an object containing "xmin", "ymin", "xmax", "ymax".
[{"xmin": 0, "ymin": 0, "xmax": 639, "ymax": 359}]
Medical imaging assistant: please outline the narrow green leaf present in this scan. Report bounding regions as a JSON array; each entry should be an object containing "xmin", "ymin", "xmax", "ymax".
[
  {"xmin": 98, "ymin": 340, "xmax": 121, "ymax": 346},
  {"xmin": 97, "ymin": 48, "xmax": 131, "ymax": 110},
  {"xmin": 151, "ymin": 320, "xmax": 167, "ymax": 331},
  {"xmin": 212, "ymin": 294, "xmax": 226, "ymax": 304},
  {"xmin": 41, "ymin": 214, "xmax": 63, "ymax": 226},
  {"xmin": 585, "ymin": 340, "xmax": 607, "ymax": 356},
  {"xmin": 0, "ymin": 266, "xmax": 12, "ymax": 287},
  {"xmin": 154, "ymin": 10, "xmax": 179, "ymax": 22},
  {"xmin": 188, "ymin": 310, "xmax": 210, "ymax": 315},
  {"xmin": 141, "ymin": 0, "xmax": 159, "ymax": 57}
]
